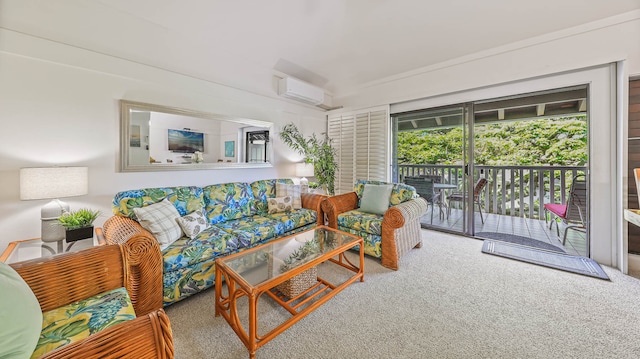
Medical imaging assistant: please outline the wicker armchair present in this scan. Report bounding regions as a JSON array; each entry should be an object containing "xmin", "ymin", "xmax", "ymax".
[
  {"xmin": 10, "ymin": 237, "xmax": 174, "ymax": 359},
  {"xmin": 322, "ymin": 182, "xmax": 428, "ymax": 270}
]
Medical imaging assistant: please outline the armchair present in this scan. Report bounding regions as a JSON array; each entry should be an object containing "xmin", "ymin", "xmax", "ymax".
[
  {"xmin": 9, "ymin": 237, "xmax": 174, "ymax": 359},
  {"xmin": 321, "ymin": 180, "xmax": 428, "ymax": 270}
]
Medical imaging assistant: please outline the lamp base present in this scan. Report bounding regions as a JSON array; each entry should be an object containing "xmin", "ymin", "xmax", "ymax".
[
  {"xmin": 300, "ymin": 177, "xmax": 309, "ymax": 194},
  {"xmin": 41, "ymin": 199, "xmax": 68, "ymax": 243}
]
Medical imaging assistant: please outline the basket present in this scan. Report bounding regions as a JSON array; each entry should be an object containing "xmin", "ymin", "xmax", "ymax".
[{"xmin": 276, "ymin": 266, "xmax": 318, "ymax": 298}]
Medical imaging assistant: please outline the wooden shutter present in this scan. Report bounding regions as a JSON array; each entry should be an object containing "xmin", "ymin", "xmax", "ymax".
[{"xmin": 328, "ymin": 106, "xmax": 389, "ymax": 194}]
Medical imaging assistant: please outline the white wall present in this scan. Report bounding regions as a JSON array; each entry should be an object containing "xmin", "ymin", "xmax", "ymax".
[
  {"xmin": 0, "ymin": 29, "xmax": 326, "ymax": 251},
  {"xmin": 330, "ymin": 12, "xmax": 640, "ymax": 271}
]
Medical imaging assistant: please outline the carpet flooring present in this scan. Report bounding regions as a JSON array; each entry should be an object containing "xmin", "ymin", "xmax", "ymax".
[{"xmin": 165, "ymin": 230, "xmax": 640, "ymax": 359}]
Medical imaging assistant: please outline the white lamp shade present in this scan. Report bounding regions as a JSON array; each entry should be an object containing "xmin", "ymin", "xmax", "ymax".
[
  {"xmin": 20, "ymin": 167, "xmax": 89, "ymax": 200},
  {"xmin": 295, "ymin": 162, "xmax": 314, "ymax": 177}
]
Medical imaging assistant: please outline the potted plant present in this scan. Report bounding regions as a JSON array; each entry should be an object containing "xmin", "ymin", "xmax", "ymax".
[
  {"xmin": 279, "ymin": 123, "xmax": 338, "ymax": 195},
  {"xmin": 58, "ymin": 208, "xmax": 100, "ymax": 242}
]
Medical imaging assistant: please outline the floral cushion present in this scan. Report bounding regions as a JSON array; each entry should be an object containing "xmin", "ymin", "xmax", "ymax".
[
  {"xmin": 267, "ymin": 196, "xmax": 293, "ymax": 214},
  {"xmin": 161, "ymin": 226, "xmax": 236, "ymax": 272},
  {"xmin": 250, "ymin": 178, "xmax": 294, "ymax": 214},
  {"xmin": 204, "ymin": 182, "xmax": 256, "ymax": 224},
  {"xmin": 112, "ymin": 187, "xmax": 204, "ymax": 219},
  {"xmin": 354, "ymin": 180, "xmax": 416, "ymax": 207},
  {"xmin": 176, "ymin": 210, "xmax": 209, "ymax": 239},
  {"xmin": 163, "ymin": 260, "xmax": 216, "ymax": 306},
  {"xmin": 337, "ymin": 209, "xmax": 383, "ymax": 236},
  {"xmin": 337, "ymin": 227, "xmax": 382, "ymax": 259},
  {"xmin": 33, "ymin": 287, "xmax": 136, "ymax": 358},
  {"xmin": 266, "ymin": 208, "xmax": 318, "ymax": 233},
  {"xmin": 214, "ymin": 216, "xmax": 285, "ymax": 247}
]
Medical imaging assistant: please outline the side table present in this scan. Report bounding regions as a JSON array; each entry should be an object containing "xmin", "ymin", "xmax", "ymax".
[{"xmin": 0, "ymin": 236, "xmax": 103, "ymax": 264}]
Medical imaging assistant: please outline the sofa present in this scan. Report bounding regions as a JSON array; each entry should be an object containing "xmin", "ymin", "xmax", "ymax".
[
  {"xmin": 321, "ymin": 180, "xmax": 428, "ymax": 270},
  {"xmin": 4, "ymin": 238, "xmax": 173, "ymax": 358},
  {"xmin": 99, "ymin": 178, "xmax": 326, "ymax": 306}
]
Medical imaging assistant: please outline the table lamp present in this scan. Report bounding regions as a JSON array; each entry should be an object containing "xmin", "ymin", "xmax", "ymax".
[
  {"xmin": 20, "ymin": 167, "xmax": 89, "ymax": 243},
  {"xmin": 295, "ymin": 162, "xmax": 314, "ymax": 193}
]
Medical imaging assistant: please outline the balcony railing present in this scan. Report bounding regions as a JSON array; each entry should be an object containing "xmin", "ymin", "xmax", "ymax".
[{"xmin": 399, "ymin": 164, "xmax": 587, "ymax": 220}]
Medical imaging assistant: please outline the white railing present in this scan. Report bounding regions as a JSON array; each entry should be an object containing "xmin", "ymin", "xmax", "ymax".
[{"xmin": 398, "ymin": 164, "xmax": 587, "ymax": 219}]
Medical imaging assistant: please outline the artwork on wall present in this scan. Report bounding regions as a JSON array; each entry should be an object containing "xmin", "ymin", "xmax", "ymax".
[
  {"xmin": 130, "ymin": 125, "xmax": 141, "ymax": 147},
  {"xmin": 225, "ymin": 141, "xmax": 235, "ymax": 157}
]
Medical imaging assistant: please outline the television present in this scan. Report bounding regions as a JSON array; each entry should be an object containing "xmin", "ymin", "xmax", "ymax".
[{"xmin": 168, "ymin": 129, "xmax": 204, "ymax": 153}]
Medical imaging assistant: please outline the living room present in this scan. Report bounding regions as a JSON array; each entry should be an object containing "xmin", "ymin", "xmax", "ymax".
[{"xmin": 2, "ymin": 1, "xmax": 640, "ymax": 358}]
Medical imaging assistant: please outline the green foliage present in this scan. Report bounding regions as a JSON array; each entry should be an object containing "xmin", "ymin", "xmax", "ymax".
[
  {"xmin": 58, "ymin": 208, "xmax": 100, "ymax": 229},
  {"xmin": 279, "ymin": 123, "xmax": 338, "ymax": 195},
  {"xmin": 398, "ymin": 116, "xmax": 587, "ymax": 166}
]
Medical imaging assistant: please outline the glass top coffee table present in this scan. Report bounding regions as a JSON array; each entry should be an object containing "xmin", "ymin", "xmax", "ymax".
[{"xmin": 215, "ymin": 225, "xmax": 364, "ymax": 359}]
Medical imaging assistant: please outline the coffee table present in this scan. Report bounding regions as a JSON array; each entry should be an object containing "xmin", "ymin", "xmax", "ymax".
[{"xmin": 215, "ymin": 226, "xmax": 364, "ymax": 358}]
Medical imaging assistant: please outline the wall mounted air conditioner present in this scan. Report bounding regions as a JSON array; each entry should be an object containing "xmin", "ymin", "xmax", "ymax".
[{"xmin": 278, "ymin": 77, "xmax": 325, "ymax": 105}]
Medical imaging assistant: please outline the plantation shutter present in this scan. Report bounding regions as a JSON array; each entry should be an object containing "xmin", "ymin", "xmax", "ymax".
[{"xmin": 328, "ymin": 106, "xmax": 389, "ymax": 194}]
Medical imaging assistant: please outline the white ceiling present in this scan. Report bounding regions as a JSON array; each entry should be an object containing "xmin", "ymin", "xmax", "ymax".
[{"xmin": 2, "ymin": 0, "xmax": 640, "ymax": 99}]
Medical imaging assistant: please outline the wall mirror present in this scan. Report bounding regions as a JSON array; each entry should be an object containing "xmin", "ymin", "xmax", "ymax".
[{"xmin": 120, "ymin": 100, "xmax": 273, "ymax": 172}]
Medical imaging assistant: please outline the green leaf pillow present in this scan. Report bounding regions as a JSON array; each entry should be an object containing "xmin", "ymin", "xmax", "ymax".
[
  {"xmin": 359, "ymin": 184, "xmax": 393, "ymax": 215},
  {"xmin": 0, "ymin": 262, "xmax": 42, "ymax": 359}
]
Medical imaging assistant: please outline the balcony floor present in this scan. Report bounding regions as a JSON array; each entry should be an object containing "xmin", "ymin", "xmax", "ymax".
[{"xmin": 420, "ymin": 206, "xmax": 587, "ymax": 257}]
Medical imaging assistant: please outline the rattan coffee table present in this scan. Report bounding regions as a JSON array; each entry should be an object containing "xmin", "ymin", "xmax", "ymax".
[{"xmin": 215, "ymin": 225, "xmax": 364, "ymax": 359}]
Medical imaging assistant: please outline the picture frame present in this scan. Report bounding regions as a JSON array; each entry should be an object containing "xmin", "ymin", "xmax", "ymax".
[{"xmin": 225, "ymin": 141, "xmax": 235, "ymax": 157}]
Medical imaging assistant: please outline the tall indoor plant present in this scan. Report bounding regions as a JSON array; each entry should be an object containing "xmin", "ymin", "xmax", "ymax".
[{"xmin": 279, "ymin": 123, "xmax": 337, "ymax": 195}]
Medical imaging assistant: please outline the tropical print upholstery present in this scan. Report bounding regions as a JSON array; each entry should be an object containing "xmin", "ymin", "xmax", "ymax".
[
  {"xmin": 337, "ymin": 210, "xmax": 383, "ymax": 236},
  {"xmin": 204, "ymin": 182, "xmax": 256, "ymax": 224},
  {"xmin": 354, "ymin": 180, "xmax": 416, "ymax": 207},
  {"xmin": 111, "ymin": 179, "xmax": 320, "ymax": 306},
  {"xmin": 250, "ymin": 178, "xmax": 293, "ymax": 214},
  {"xmin": 214, "ymin": 216, "xmax": 285, "ymax": 246},
  {"xmin": 265, "ymin": 208, "xmax": 317, "ymax": 233},
  {"xmin": 338, "ymin": 227, "xmax": 382, "ymax": 258},
  {"xmin": 33, "ymin": 287, "xmax": 136, "ymax": 358},
  {"xmin": 112, "ymin": 186, "xmax": 204, "ymax": 219}
]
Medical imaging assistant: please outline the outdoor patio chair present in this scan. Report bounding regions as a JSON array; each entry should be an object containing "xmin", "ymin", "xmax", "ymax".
[
  {"xmin": 544, "ymin": 175, "xmax": 587, "ymax": 245},
  {"xmin": 447, "ymin": 177, "xmax": 489, "ymax": 223},
  {"xmin": 403, "ymin": 176, "xmax": 442, "ymax": 223}
]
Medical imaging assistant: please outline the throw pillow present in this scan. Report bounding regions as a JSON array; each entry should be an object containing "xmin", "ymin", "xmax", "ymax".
[
  {"xmin": 359, "ymin": 184, "xmax": 393, "ymax": 215},
  {"xmin": 133, "ymin": 198, "xmax": 183, "ymax": 250},
  {"xmin": 0, "ymin": 262, "xmax": 42, "ymax": 359},
  {"xmin": 267, "ymin": 196, "xmax": 293, "ymax": 214},
  {"xmin": 276, "ymin": 183, "xmax": 302, "ymax": 209},
  {"xmin": 176, "ymin": 210, "xmax": 210, "ymax": 239}
]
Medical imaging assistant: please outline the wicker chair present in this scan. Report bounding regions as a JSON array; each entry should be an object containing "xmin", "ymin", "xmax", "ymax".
[
  {"xmin": 321, "ymin": 181, "xmax": 428, "ymax": 270},
  {"xmin": 9, "ymin": 237, "xmax": 174, "ymax": 359}
]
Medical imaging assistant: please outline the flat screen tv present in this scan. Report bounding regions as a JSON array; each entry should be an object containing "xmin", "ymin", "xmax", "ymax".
[{"xmin": 168, "ymin": 129, "xmax": 204, "ymax": 153}]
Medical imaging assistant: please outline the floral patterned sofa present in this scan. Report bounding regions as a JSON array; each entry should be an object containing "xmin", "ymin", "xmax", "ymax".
[
  {"xmin": 99, "ymin": 178, "xmax": 326, "ymax": 306},
  {"xmin": 321, "ymin": 180, "xmax": 428, "ymax": 270}
]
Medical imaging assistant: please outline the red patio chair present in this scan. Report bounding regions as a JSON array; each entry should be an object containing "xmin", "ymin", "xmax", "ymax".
[{"xmin": 544, "ymin": 175, "xmax": 587, "ymax": 245}]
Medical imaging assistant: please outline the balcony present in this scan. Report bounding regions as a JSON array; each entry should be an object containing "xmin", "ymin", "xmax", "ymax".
[{"xmin": 399, "ymin": 164, "xmax": 588, "ymax": 256}]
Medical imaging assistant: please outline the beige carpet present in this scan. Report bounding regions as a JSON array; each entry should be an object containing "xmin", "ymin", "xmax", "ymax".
[{"xmin": 165, "ymin": 230, "xmax": 640, "ymax": 358}]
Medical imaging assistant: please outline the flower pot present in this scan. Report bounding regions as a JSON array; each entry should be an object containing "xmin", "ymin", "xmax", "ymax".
[{"xmin": 65, "ymin": 226, "xmax": 94, "ymax": 242}]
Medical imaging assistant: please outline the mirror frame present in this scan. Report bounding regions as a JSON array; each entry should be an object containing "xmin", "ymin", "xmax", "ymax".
[{"xmin": 119, "ymin": 100, "xmax": 274, "ymax": 172}]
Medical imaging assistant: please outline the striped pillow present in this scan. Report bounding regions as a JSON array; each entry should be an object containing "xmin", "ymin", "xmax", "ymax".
[{"xmin": 133, "ymin": 198, "xmax": 183, "ymax": 249}]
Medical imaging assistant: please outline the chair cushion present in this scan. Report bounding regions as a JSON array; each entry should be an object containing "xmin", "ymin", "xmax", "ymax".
[
  {"xmin": 176, "ymin": 210, "xmax": 209, "ymax": 239},
  {"xmin": 276, "ymin": 183, "xmax": 302, "ymax": 209},
  {"xmin": 134, "ymin": 198, "xmax": 183, "ymax": 250},
  {"xmin": 354, "ymin": 180, "xmax": 416, "ymax": 206},
  {"xmin": 544, "ymin": 203, "xmax": 568, "ymax": 218},
  {"xmin": 0, "ymin": 262, "xmax": 41, "ymax": 359},
  {"xmin": 359, "ymin": 184, "xmax": 393, "ymax": 215},
  {"xmin": 338, "ymin": 210, "xmax": 383, "ymax": 236},
  {"xmin": 33, "ymin": 287, "xmax": 136, "ymax": 358}
]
